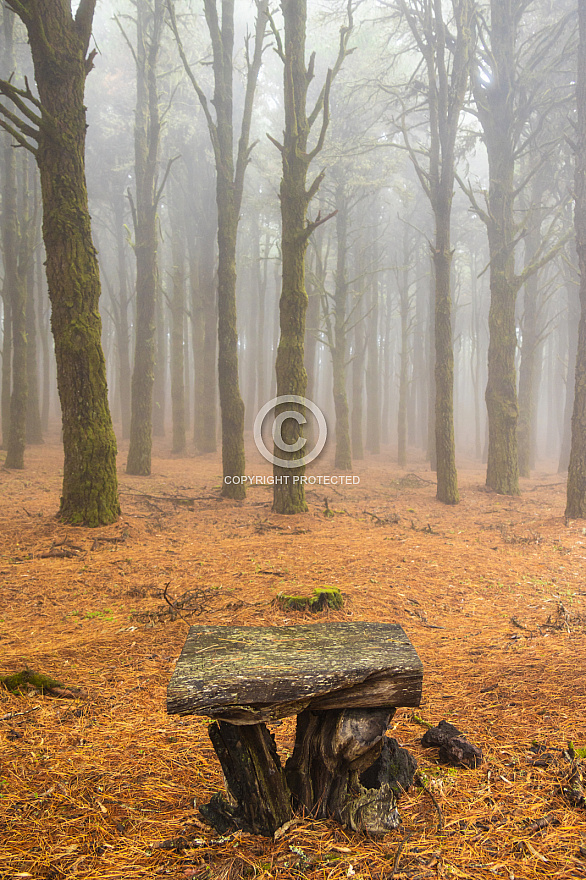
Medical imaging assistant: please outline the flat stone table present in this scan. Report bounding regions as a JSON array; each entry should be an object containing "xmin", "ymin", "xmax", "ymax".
[{"xmin": 167, "ymin": 621, "xmax": 423, "ymax": 836}]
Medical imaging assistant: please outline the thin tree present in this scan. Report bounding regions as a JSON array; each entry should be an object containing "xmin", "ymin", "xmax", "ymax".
[
  {"xmin": 123, "ymin": 0, "xmax": 166, "ymax": 475},
  {"xmin": 1, "ymin": 5, "xmax": 27, "ymax": 469},
  {"xmin": 0, "ymin": 0, "xmax": 119, "ymax": 525},
  {"xmin": 168, "ymin": 0, "xmax": 268, "ymax": 499},
  {"xmin": 268, "ymin": 0, "xmax": 354, "ymax": 514},
  {"xmin": 394, "ymin": 0, "xmax": 473, "ymax": 502}
]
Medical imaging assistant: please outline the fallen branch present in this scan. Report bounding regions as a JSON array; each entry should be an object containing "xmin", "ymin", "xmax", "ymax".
[
  {"xmin": 415, "ymin": 772, "xmax": 444, "ymax": 831},
  {"xmin": 0, "ymin": 706, "xmax": 41, "ymax": 721},
  {"xmin": 390, "ymin": 830, "xmax": 413, "ymax": 879}
]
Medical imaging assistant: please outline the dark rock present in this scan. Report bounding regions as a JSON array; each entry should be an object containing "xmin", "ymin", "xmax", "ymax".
[
  {"xmin": 421, "ymin": 720, "xmax": 462, "ymax": 748},
  {"xmin": 439, "ymin": 735, "xmax": 483, "ymax": 768},
  {"xmin": 360, "ymin": 736, "xmax": 418, "ymax": 798}
]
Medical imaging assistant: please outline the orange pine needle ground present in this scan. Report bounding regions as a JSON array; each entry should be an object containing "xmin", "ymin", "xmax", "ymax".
[{"xmin": 1, "ymin": 435, "xmax": 585, "ymax": 879}]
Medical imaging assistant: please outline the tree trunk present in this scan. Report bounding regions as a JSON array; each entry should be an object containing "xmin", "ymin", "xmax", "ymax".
[
  {"xmin": 24, "ymin": 157, "xmax": 42, "ymax": 445},
  {"xmin": 169, "ymin": 177, "xmax": 186, "ymax": 455},
  {"xmin": 2, "ymin": 8, "xmax": 26, "ymax": 469},
  {"xmin": 559, "ymin": 267, "xmax": 579, "ymax": 472},
  {"xmin": 0, "ymin": 0, "xmax": 119, "ymax": 523},
  {"xmin": 273, "ymin": 0, "xmax": 316, "ymax": 513},
  {"xmin": 198, "ymin": 217, "xmax": 218, "ymax": 453},
  {"xmin": 152, "ymin": 276, "xmax": 167, "ymax": 437},
  {"xmin": 366, "ymin": 227, "xmax": 381, "ymax": 455},
  {"xmin": 433, "ymin": 194, "xmax": 459, "ymax": 502},
  {"xmin": 351, "ymin": 267, "xmax": 366, "ymax": 461},
  {"xmin": 566, "ymin": 0, "xmax": 586, "ymax": 517},
  {"xmin": 126, "ymin": 0, "xmax": 163, "ymax": 475},
  {"xmin": 332, "ymin": 186, "xmax": 351, "ymax": 470},
  {"xmin": 112, "ymin": 183, "xmax": 132, "ymax": 440},
  {"xmin": 272, "ymin": 0, "xmax": 351, "ymax": 513},
  {"xmin": 474, "ymin": 0, "xmax": 520, "ymax": 495}
]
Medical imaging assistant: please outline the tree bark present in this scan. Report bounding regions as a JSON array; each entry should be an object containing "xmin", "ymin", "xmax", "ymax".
[
  {"xmin": 566, "ymin": 0, "xmax": 586, "ymax": 516},
  {"xmin": 0, "ymin": 0, "xmax": 119, "ymax": 523}
]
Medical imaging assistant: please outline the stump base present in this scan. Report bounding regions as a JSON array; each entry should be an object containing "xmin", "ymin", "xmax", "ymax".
[{"xmin": 200, "ymin": 708, "xmax": 404, "ymax": 837}]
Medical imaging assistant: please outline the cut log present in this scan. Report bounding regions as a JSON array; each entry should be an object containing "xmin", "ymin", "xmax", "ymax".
[{"xmin": 167, "ymin": 622, "xmax": 423, "ymax": 723}]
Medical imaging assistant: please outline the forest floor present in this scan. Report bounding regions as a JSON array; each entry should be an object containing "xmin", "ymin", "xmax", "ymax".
[{"xmin": 0, "ymin": 433, "xmax": 585, "ymax": 880}]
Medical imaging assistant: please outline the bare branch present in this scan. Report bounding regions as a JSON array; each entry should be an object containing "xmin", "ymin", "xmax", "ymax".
[
  {"xmin": 265, "ymin": 8, "xmax": 284, "ymax": 62},
  {"xmin": 0, "ymin": 116, "xmax": 36, "ymax": 153},
  {"xmin": 165, "ymin": 0, "xmax": 219, "ymax": 156},
  {"xmin": 155, "ymin": 154, "xmax": 181, "ymax": 207},
  {"xmin": 266, "ymin": 132, "xmax": 284, "ymax": 153}
]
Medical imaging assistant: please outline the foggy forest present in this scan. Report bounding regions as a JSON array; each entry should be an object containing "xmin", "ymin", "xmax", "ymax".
[{"xmin": 1, "ymin": 1, "xmax": 586, "ymax": 878}]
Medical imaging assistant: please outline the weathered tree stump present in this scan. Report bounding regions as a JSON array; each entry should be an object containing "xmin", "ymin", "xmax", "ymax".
[
  {"xmin": 285, "ymin": 707, "xmax": 400, "ymax": 835},
  {"xmin": 167, "ymin": 622, "xmax": 423, "ymax": 836},
  {"xmin": 199, "ymin": 721, "xmax": 291, "ymax": 836}
]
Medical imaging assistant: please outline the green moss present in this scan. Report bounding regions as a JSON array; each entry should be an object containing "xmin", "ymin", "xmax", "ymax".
[
  {"xmin": 0, "ymin": 669, "xmax": 64, "ymax": 694},
  {"xmin": 276, "ymin": 586, "xmax": 343, "ymax": 612}
]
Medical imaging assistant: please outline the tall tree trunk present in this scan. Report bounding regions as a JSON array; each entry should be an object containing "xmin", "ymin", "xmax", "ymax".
[
  {"xmin": 0, "ymin": 0, "xmax": 119, "ymax": 523},
  {"xmin": 332, "ymin": 184, "xmax": 351, "ymax": 470},
  {"xmin": 25, "ymin": 161, "xmax": 43, "ymax": 445},
  {"xmin": 381, "ymin": 274, "xmax": 393, "ymax": 446},
  {"xmin": 126, "ymin": 0, "xmax": 163, "ymax": 475},
  {"xmin": 271, "ymin": 0, "xmax": 352, "ymax": 513},
  {"xmin": 2, "ymin": 8, "xmax": 26, "ymax": 469},
  {"xmin": 152, "ymin": 277, "xmax": 166, "ymax": 437},
  {"xmin": 517, "ymin": 261, "xmax": 541, "ymax": 477},
  {"xmin": 397, "ymin": 224, "xmax": 410, "ymax": 468},
  {"xmin": 112, "ymin": 183, "xmax": 132, "ymax": 440},
  {"xmin": 474, "ymin": 0, "xmax": 519, "ymax": 495},
  {"xmin": 433, "ymin": 190, "xmax": 459, "ymax": 502},
  {"xmin": 566, "ymin": 0, "xmax": 586, "ymax": 517},
  {"xmin": 559, "ymin": 268, "xmax": 579, "ymax": 472},
  {"xmin": 365, "ymin": 227, "xmax": 381, "ymax": 455},
  {"xmin": 169, "ymin": 176, "xmax": 186, "ymax": 455},
  {"xmin": 257, "ymin": 228, "xmax": 270, "ymax": 412},
  {"xmin": 198, "ymin": 217, "xmax": 218, "ymax": 452},
  {"xmin": 169, "ymin": 0, "xmax": 268, "ymax": 498},
  {"xmin": 351, "ymin": 281, "xmax": 365, "ymax": 461}
]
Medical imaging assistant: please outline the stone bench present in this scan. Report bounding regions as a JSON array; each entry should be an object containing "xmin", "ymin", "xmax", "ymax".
[{"xmin": 167, "ymin": 621, "xmax": 423, "ymax": 837}]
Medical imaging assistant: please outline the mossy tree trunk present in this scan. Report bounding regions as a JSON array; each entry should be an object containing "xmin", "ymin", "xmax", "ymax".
[
  {"xmin": 0, "ymin": 0, "xmax": 119, "ymax": 525},
  {"xmin": 270, "ymin": 0, "xmax": 353, "ymax": 513},
  {"xmin": 169, "ymin": 0, "xmax": 267, "ymax": 498},
  {"xmin": 0, "ymin": 4, "xmax": 13, "ymax": 452},
  {"xmin": 126, "ymin": 0, "xmax": 164, "ymax": 475},
  {"xmin": 566, "ymin": 0, "xmax": 586, "ymax": 519}
]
